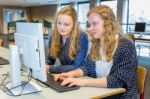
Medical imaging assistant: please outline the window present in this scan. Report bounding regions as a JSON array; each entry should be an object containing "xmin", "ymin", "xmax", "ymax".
[
  {"xmin": 61, "ymin": 3, "xmax": 71, "ymax": 8},
  {"xmin": 100, "ymin": 0, "xmax": 117, "ymax": 16},
  {"xmin": 3, "ymin": 9, "xmax": 26, "ymax": 33},
  {"xmin": 129, "ymin": 0, "xmax": 150, "ymax": 24},
  {"xmin": 57, "ymin": 3, "xmax": 71, "ymax": 12},
  {"xmin": 128, "ymin": 0, "xmax": 150, "ymax": 32},
  {"xmin": 77, "ymin": 2, "xmax": 90, "ymax": 31}
]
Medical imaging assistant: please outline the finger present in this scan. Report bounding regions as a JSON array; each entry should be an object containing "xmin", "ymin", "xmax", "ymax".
[
  {"xmin": 61, "ymin": 78, "xmax": 72, "ymax": 86},
  {"xmin": 53, "ymin": 74, "xmax": 61, "ymax": 81},
  {"xmin": 61, "ymin": 73, "xmax": 70, "ymax": 77},
  {"xmin": 59, "ymin": 76, "xmax": 66, "ymax": 81},
  {"xmin": 68, "ymin": 82, "xmax": 76, "ymax": 87}
]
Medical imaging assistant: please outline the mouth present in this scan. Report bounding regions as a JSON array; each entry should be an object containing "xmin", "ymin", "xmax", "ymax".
[
  {"xmin": 91, "ymin": 32, "xmax": 96, "ymax": 35},
  {"xmin": 60, "ymin": 31, "xmax": 66, "ymax": 33}
]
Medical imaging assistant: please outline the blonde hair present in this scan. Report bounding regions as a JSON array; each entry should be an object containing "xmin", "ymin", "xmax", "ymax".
[
  {"xmin": 50, "ymin": 6, "xmax": 80, "ymax": 60},
  {"xmin": 88, "ymin": 5, "xmax": 123, "ymax": 62}
]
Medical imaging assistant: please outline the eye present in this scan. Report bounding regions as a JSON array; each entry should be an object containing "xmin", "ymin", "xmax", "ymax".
[
  {"xmin": 93, "ymin": 22, "xmax": 97, "ymax": 26},
  {"xmin": 58, "ymin": 22, "xmax": 61, "ymax": 25},
  {"xmin": 64, "ymin": 23, "xmax": 69, "ymax": 26}
]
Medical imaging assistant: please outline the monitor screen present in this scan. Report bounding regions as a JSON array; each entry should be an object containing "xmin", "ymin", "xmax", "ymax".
[{"xmin": 135, "ymin": 22, "xmax": 146, "ymax": 32}]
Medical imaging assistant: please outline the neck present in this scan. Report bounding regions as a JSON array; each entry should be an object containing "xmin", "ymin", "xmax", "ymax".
[
  {"xmin": 62, "ymin": 35, "xmax": 70, "ymax": 44},
  {"xmin": 62, "ymin": 35, "xmax": 70, "ymax": 40}
]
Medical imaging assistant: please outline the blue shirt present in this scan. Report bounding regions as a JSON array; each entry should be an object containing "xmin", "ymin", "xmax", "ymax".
[
  {"xmin": 80, "ymin": 38, "xmax": 138, "ymax": 99},
  {"xmin": 46, "ymin": 32, "xmax": 88, "ymax": 73}
]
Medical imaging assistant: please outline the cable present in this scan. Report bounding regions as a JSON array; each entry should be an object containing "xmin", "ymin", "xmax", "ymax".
[
  {"xmin": 2, "ymin": 71, "xmax": 32, "ymax": 96},
  {"xmin": 0, "ymin": 72, "xmax": 9, "ymax": 90},
  {"xmin": 18, "ymin": 72, "xmax": 32, "ymax": 96},
  {"xmin": 35, "ymin": 79, "xmax": 48, "ymax": 88}
]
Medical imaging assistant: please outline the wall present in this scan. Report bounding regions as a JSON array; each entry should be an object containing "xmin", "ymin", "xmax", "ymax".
[
  {"xmin": 0, "ymin": 0, "xmax": 125, "ymax": 33},
  {"xmin": 30, "ymin": 4, "xmax": 57, "ymax": 23}
]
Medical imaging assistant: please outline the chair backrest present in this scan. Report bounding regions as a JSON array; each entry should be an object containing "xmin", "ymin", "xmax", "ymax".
[
  {"xmin": 126, "ymin": 34, "xmax": 135, "ymax": 42},
  {"xmin": 137, "ymin": 65, "xmax": 147, "ymax": 99},
  {"xmin": 0, "ymin": 39, "xmax": 3, "ymax": 46}
]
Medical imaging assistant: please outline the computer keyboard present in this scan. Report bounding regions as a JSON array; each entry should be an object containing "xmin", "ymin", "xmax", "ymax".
[
  {"xmin": 0, "ymin": 56, "xmax": 9, "ymax": 65},
  {"xmin": 39, "ymin": 73, "xmax": 80, "ymax": 92}
]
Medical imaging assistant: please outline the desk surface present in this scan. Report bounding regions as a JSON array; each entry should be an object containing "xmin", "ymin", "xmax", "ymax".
[
  {"xmin": 0, "ymin": 47, "xmax": 126, "ymax": 99},
  {"xmin": 134, "ymin": 34, "xmax": 150, "ymax": 42}
]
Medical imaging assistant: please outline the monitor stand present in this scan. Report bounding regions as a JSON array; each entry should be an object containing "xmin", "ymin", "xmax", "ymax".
[{"xmin": 5, "ymin": 45, "xmax": 41, "ymax": 96}]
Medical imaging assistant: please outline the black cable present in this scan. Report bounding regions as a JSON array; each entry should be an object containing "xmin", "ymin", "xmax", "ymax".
[
  {"xmin": 0, "ymin": 72, "xmax": 9, "ymax": 90},
  {"xmin": 1, "ymin": 69, "xmax": 43, "ymax": 96},
  {"xmin": 18, "ymin": 72, "xmax": 32, "ymax": 96},
  {"xmin": 2, "ymin": 71, "xmax": 32, "ymax": 96},
  {"xmin": 35, "ymin": 79, "xmax": 48, "ymax": 88}
]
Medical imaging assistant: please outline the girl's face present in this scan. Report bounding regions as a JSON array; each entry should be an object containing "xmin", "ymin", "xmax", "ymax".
[
  {"xmin": 57, "ymin": 14, "xmax": 74, "ymax": 38},
  {"xmin": 88, "ymin": 12, "xmax": 105, "ymax": 39}
]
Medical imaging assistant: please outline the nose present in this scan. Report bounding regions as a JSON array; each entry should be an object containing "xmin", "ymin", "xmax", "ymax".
[
  {"xmin": 88, "ymin": 25, "xmax": 93, "ymax": 31},
  {"xmin": 60, "ymin": 24, "xmax": 64, "ymax": 30}
]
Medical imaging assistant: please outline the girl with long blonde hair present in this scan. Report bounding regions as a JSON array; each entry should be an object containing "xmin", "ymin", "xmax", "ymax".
[
  {"xmin": 54, "ymin": 5, "xmax": 138, "ymax": 99},
  {"xmin": 46, "ymin": 6, "xmax": 88, "ymax": 73}
]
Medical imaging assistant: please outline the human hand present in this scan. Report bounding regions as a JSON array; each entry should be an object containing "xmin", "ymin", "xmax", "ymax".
[
  {"xmin": 53, "ymin": 72, "xmax": 75, "ymax": 81},
  {"xmin": 61, "ymin": 77, "xmax": 87, "ymax": 87}
]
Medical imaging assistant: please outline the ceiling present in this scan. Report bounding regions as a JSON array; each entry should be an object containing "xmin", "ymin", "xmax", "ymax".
[{"xmin": 0, "ymin": 0, "xmax": 89, "ymax": 7}]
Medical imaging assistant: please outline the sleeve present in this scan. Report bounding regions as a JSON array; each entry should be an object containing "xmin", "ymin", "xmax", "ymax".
[
  {"xmin": 79, "ymin": 55, "xmax": 91, "ymax": 76},
  {"xmin": 46, "ymin": 36, "xmax": 56, "ymax": 65},
  {"xmin": 107, "ymin": 41, "xmax": 138, "ymax": 88},
  {"xmin": 50, "ymin": 32, "xmax": 89, "ymax": 73},
  {"xmin": 79, "ymin": 55, "xmax": 96, "ymax": 78}
]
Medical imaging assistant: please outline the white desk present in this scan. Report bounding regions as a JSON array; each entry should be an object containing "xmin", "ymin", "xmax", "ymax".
[{"xmin": 0, "ymin": 47, "xmax": 126, "ymax": 99}]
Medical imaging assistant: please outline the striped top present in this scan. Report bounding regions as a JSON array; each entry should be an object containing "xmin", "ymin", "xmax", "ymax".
[
  {"xmin": 80, "ymin": 38, "xmax": 138, "ymax": 99},
  {"xmin": 46, "ymin": 32, "xmax": 88, "ymax": 73}
]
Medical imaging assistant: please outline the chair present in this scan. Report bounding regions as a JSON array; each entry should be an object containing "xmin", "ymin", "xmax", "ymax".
[
  {"xmin": 126, "ymin": 34, "xmax": 144, "ymax": 56},
  {"xmin": 0, "ymin": 39, "xmax": 3, "ymax": 46},
  {"xmin": 137, "ymin": 65, "xmax": 147, "ymax": 99},
  {"xmin": 127, "ymin": 34, "xmax": 135, "ymax": 42}
]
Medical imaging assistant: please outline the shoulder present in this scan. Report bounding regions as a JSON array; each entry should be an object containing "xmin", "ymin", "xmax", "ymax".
[
  {"xmin": 116, "ymin": 38, "xmax": 135, "ymax": 53},
  {"xmin": 113, "ymin": 38, "xmax": 137, "ymax": 61},
  {"xmin": 79, "ymin": 32, "xmax": 89, "ymax": 44},
  {"xmin": 80, "ymin": 32, "xmax": 88, "ymax": 39}
]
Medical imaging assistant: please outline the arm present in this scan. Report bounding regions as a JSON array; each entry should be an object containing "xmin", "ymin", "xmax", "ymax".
[
  {"xmin": 50, "ymin": 32, "xmax": 88, "ymax": 73},
  {"xmin": 62, "ymin": 40, "xmax": 138, "ymax": 88},
  {"xmin": 61, "ymin": 76, "xmax": 107, "ymax": 87},
  {"xmin": 54, "ymin": 55, "xmax": 95, "ymax": 81},
  {"xmin": 53, "ymin": 68, "xmax": 84, "ymax": 81}
]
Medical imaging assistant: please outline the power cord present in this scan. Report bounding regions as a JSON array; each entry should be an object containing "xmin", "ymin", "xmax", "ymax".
[
  {"xmin": 1, "ymin": 71, "xmax": 32, "ymax": 96},
  {"xmin": 35, "ymin": 79, "xmax": 48, "ymax": 88},
  {"xmin": 0, "ymin": 72, "xmax": 9, "ymax": 90}
]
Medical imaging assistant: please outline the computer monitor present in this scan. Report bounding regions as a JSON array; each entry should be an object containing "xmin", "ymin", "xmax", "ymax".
[
  {"xmin": 6, "ymin": 23, "xmax": 47, "ymax": 96},
  {"xmin": 135, "ymin": 22, "xmax": 146, "ymax": 32}
]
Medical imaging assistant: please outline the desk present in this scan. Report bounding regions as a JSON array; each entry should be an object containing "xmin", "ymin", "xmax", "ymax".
[
  {"xmin": 134, "ymin": 34, "xmax": 150, "ymax": 43},
  {"xmin": 0, "ymin": 47, "xmax": 9, "ymax": 59},
  {"xmin": 0, "ymin": 47, "xmax": 126, "ymax": 99}
]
